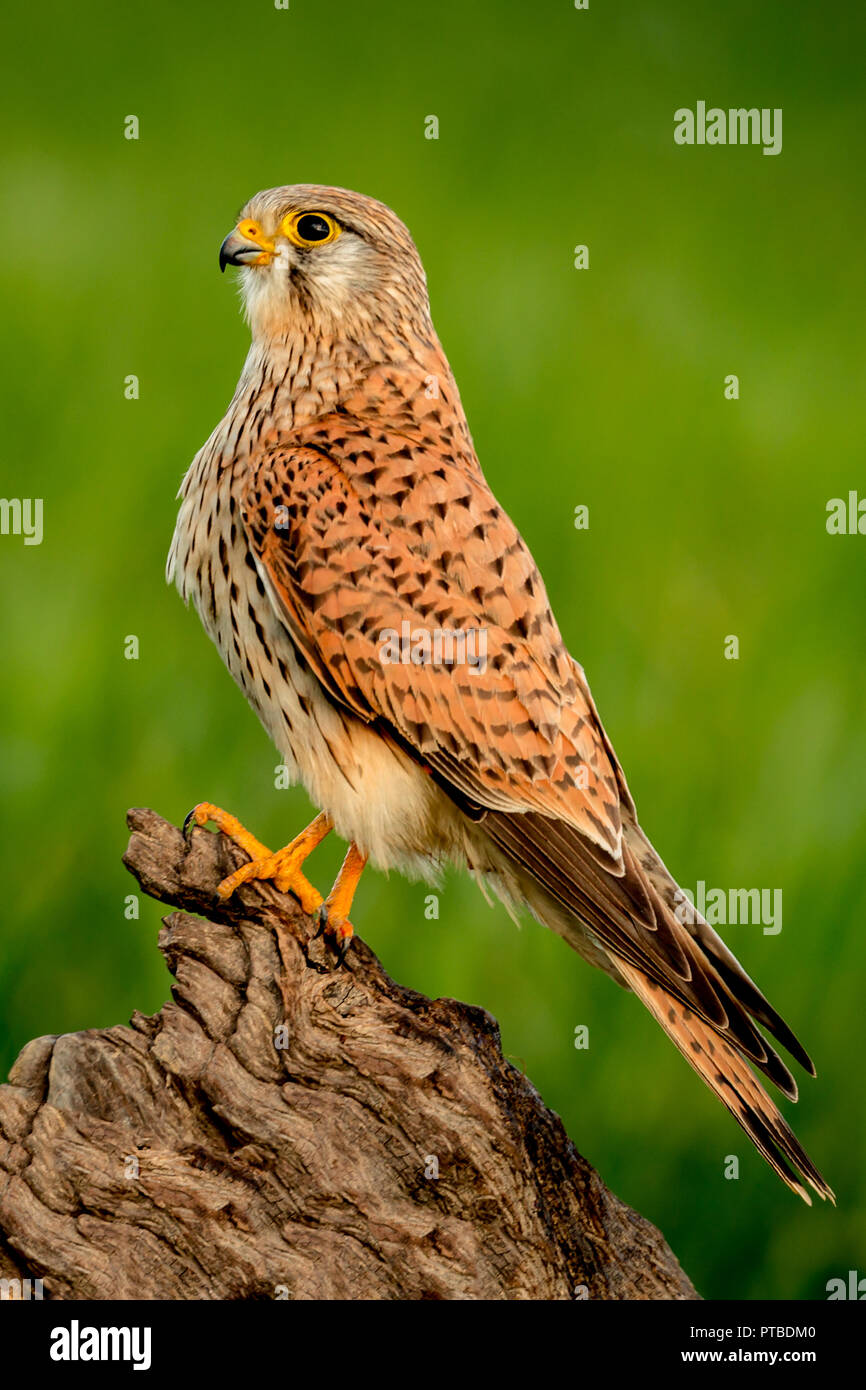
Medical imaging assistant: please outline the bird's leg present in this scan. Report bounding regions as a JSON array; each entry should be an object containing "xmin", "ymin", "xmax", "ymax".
[
  {"xmin": 317, "ymin": 842, "xmax": 368, "ymax": 958},
  {"xmin": 184, "ymin": 802, "xmax": 332, "ymax": 914}
]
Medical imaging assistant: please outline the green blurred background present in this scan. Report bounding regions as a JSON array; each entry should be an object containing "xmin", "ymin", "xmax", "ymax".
[{"xmin": 1, "ymin": 0, "xmax": 863, "ymax": 1300}]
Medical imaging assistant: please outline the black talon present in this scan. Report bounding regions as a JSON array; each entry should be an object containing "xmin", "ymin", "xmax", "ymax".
[
  {"xmin": 183, "ymin": 809, "xmax": 198, "ymax": 842},
  {"xmin": 313, "ymin": 905, "xmax": 350, "ymax": 965}
]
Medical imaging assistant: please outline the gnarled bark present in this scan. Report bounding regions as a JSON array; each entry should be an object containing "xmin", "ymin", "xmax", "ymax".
[{"xmin": 0, "ymin": 808, "xmax": 697, "ymax": 1300}]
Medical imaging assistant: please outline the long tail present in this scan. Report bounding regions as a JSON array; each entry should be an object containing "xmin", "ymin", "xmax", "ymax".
[
  {"xmin": 484, "ymin": 807, "xmax": 834, "ymax": 1203},
  {"xmin": 614, "ymin": 955, "xmax": 834, "ymax": 1204}
]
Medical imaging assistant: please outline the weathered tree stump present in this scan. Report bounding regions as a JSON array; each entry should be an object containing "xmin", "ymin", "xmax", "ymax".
[{"xmin": 0, "ymin": 808, "xmax": 697, "ymax": 1300}]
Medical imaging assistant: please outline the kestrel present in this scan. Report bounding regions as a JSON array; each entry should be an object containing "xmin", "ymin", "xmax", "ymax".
[{"xmin": 168, "ymin": 185, "xmax": 831, "ymax": 1203}]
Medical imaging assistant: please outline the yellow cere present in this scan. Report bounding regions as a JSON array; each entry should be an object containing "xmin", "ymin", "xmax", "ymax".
[{"xmin": 236, "ymin": 219, "xmax": 276, "ymax": 263}]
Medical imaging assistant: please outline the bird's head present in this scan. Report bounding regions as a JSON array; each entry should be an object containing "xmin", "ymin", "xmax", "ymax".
[{"xmin": 219, "ymin": 184, "xmax": 432, "ymax": 345}]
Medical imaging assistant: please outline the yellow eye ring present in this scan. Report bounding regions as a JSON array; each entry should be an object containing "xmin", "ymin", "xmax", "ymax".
[{"xmin": 280, "ymin": 210, "xmax": 341, "ymax": 248}]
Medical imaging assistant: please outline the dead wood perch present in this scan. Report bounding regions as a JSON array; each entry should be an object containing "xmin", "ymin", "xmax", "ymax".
[{"xmin": 0, "ymin": 808, "xmax": 697, "ymax": 1300}]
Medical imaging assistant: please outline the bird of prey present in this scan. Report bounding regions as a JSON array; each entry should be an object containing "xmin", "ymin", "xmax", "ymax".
[{"xmin": 168, "ymin": 184, "xmax": 831, "ymax": 1203}]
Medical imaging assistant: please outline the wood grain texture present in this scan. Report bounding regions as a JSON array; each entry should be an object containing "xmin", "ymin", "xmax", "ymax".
[{"xmin": 0, "ymin": 808, "xmax": 697, "ymax": 1301}]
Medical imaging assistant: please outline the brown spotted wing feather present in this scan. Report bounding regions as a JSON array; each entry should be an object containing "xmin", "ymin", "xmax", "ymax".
[{"xmin": 242, "ymin": 431, "xmax": 625, "ymax": 865}]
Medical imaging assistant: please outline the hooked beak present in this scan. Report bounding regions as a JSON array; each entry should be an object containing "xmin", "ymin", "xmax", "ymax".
[{"xmin": 218, "ymin": 226, "xmax": 275, "ymax": 273}]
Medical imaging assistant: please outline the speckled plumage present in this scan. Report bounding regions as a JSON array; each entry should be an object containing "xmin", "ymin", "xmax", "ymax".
[{"xmin": 168, "ymin": 185, "xmax": 831, "ymax": 1202}]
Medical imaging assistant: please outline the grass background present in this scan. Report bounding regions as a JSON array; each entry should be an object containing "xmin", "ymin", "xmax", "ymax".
[{"xmin": 1, "ymin": 0, "xmax": 863, "ymax": 1299}]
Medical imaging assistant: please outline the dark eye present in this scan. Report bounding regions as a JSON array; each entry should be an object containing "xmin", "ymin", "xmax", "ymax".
[
  {"xmin": 280, "ymin": 210, "xmax": 341, "ymax": 248},
  {"xmin": 296, "ymin": 214, "xmax": 331, "ymax": 241},
  {"xmin": 280, "ymin": 211, "xmax": 341, "ymax": 249}
]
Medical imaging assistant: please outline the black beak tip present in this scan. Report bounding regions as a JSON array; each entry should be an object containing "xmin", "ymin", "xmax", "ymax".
[{"xmin": 218, "ymin": 233, "xmax": 238, "ymax": 274}]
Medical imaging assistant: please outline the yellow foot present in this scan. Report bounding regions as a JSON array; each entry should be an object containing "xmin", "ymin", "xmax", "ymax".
[
  {"xmin": 184, "ymin": 803, "xmax": 332, "ymax": 915},
  {"xmin": 316, "ymin": 842, "xmax": 368, "ymax": 961}
]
